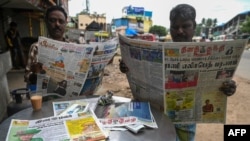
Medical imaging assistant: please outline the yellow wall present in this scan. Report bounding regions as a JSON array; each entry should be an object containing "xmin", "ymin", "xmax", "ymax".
[
  {"xmin": 125, "ymin": 15, "xmax": 152, "ymax": 33},
  {"xmin": 143, "ymin": 20, "xmax": 152, "ymax": 33}
]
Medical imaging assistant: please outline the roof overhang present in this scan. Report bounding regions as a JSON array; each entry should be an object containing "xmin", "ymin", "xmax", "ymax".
[{"xmin": 0, "ymin": 0, "xmax": 42, "ymax": 11}]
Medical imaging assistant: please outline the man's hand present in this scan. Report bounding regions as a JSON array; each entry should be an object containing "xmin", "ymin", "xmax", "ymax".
[
  {"xmin": 219, "ymin": 80, "xmax": 237, "ymax": 96},
  {"xmin": 119, "ymin": 59, "xmax": 129, "ymax": 73}
]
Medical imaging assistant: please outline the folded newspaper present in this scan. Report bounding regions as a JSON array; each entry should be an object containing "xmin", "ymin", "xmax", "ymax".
[
  {"xmin": 52, "ymin": 97, "xmax": 100, "ymax": 116},
  {"xmin": 6, "ymin": 111, "xmax": 108, "ymax": 141},
  {"xmin": 119, "ymin": 34, "xmax": 248, "ymax": 124},
  {"xmin": 95, "ymin": 101, "xmax": 158, "ymax": 129}
]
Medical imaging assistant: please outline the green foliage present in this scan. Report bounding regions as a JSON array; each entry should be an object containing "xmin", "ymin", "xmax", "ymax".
[
  {"xmin": 149, "ymin": 25, "xmax": 167, "ymax": 36},
  {"xmin": 195, "ymin": 24, "xmax": 202, "ymax": 36},
  {"xmin": 199, "ymin": 18, "xmax": 217, "ymax": 27},
  {"xmin": 240, "ymin": 16, "xmax": 250, "ymax": 33},
  {"xmin": 195, "ymin": 18, "xmax": 218, "ymax": 36}
]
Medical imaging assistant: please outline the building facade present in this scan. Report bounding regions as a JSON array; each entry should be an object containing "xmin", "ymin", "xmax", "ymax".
[
  {"xmin": 112, "ymin": 5, "xmax": 153, "ymax": 36},
  {"xmin": 212, "ymin": 11, "xmax": 250, "ymax": 38},
  {"xmin": 78, "ymin": 14, "xmax": 106, "ymax": 31}
]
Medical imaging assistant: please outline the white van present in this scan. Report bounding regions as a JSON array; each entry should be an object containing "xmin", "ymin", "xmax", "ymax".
[{"xmin": 213, "ymin": 34, "xmax": 234, "ymax": 42}]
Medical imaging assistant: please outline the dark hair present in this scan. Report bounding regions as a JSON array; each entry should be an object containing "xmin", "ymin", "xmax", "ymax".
[
  {"xmin": 45, "ymin": 6, "xmax": 67, "ymax": 20},
  {"xmin": 170, "ymin": 4, "xmax": 196, "ymax": 28},
  {"xmin": 10, "ymin": 21, "xmax": 17, "ymax": 27}
]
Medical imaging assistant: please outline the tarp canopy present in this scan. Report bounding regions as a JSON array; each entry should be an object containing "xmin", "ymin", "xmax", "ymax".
[
  {"xmin": 85, "ymin": 21, "xmax": 101, "ymax": 31},
  {"xmin": 0, "ymin": 0, "xmax": 42, "ymax": 10},
  {"xmin": 125, "ymin": 28, "xmax": 138, "ymax": 37}
]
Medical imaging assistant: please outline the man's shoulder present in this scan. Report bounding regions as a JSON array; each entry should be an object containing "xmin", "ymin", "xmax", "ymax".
[{"xmin": 29, "ymin": 42, "xmax": 39, "ymax": 51}]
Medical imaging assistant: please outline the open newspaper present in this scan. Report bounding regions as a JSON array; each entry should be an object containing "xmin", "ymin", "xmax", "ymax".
[
  {"xmin": 36, "ymin": 37, "xmax": 118, "ymax": 97},
  {"xmin": 95, "ymin": 101, "xmax": 158, "ymax": 128},
  {"xmin": 119, "ymin": 34, "xmax": 247, "ymax": 124},
  {"xmin": 6, "ymin": 111, "xmax": 108, "ymax": 141},
  {"xmin": 80, "ymin": 38, "xmax": 119, "ymax": 95}
]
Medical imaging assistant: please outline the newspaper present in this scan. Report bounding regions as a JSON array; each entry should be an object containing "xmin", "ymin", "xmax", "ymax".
[
  {"xmin": 95, "ymin": 102, "xmax": 158, "ymax": 128},
  {"xmin": 52, "ymin": 97, "xmax": 100, "ymax": 116},
  {"xmin": 119, "ymin": 34, "xmax": 247, "ymax": 124},
  {"xmin": 36, "ymin": 37, "xmax": 118, "ymax": 97},
  {"xmin": 6, "ymin": 114, "xmax": 76, "ymax": 141},
  {"xmin": 6, "ymin": 111, "xmax": 108, "ymax": 141},
  {"xmin": 65, "ymin": 111, "xmax": 108, "ymax": 141},
  {"xmin": 80, "ymin": 38, "xmax": 119, "ymax": 95}
]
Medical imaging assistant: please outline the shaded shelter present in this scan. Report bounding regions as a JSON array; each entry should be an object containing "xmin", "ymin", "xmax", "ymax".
[{"xmin": 85, "ymin": 21, "xmax": 101, "ymax": 31}]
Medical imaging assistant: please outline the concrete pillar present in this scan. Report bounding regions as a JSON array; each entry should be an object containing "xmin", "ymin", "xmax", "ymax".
[{"xmin": 0, "ymin": 51, "xmax": 12, "ymax": 122}]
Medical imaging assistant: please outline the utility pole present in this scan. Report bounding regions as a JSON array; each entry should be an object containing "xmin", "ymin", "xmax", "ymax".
[{"xmin": 86, "ymin": 0, "xmax": 89, "ymax": 13}]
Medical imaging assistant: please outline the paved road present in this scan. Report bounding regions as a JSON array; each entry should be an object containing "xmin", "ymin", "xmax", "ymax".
[{"xmin": 235, "ymin": 50, "xmax": 250, "ymax": 79}]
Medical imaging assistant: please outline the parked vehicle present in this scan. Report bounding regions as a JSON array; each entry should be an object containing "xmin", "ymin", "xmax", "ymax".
[
  {"xmin": 213, "ymin": 34, "xmax": 234, "ymax": 42},
  {"xmin": 136, "ymin": 33, "xmax": 157, "ymax": 41}
]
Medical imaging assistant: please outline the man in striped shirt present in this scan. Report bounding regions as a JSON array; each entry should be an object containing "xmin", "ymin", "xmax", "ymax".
[{"xmin": 24, "ymin": 6, "xmax": 68, "ymax": 89}]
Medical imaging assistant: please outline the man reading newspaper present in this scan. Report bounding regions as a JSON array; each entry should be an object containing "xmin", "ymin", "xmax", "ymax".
[{"xmin": 119, "ymin": 4, "xmax": 239, "ymax": 141}]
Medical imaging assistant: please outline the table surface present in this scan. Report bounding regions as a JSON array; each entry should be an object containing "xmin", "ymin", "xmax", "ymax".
[{"xmin": 0, "ymin": 95, "xmax": 176, "ymax": 141}]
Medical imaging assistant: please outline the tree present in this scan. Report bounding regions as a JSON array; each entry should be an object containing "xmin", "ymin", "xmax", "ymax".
[
  {"xmin": 240, "ymin": 16, "xmax": 250, "ymax": 33},
  {"xmin": 195, "ymin": 23, "xmax": 202, "ymax": 36},
  {"xmin": 149, "ymin": 25, "xmax": 167, "ymax": 36},
  {"xmin": 195, "ymin": 18, "xmax": 218, "ymax": 37}
]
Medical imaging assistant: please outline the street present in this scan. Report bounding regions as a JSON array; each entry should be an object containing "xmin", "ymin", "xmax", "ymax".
[{"xmin": 235, "ymin": 50, "xmax": 250, "ymax": 79}]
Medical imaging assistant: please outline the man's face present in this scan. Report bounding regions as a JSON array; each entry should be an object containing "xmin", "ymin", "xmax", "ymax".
[
  {"xmin": 46, "ymin": 10, "xmax": 66, "ymax": 41},
  {"xmin": 170, "ymin": 18, "xmax": 195, "ymax": 42}
]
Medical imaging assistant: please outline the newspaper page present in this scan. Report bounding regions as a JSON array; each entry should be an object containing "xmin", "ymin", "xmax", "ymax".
[
  {"xmin": 80, "ymin": 38, "xmax": 119, "ymax": 95},
  {"xmin": 163, "ymin": 40, "xmax": 246, "ymax": 124},
  {"xmin": 6, "ymin": 114, "xmax": 77, "ymax": 141},
  {"xmin": 119, "ymin": 35, "xmax": 165, "ymax": 110},
  {"xmin": 95, "ymin": 102, "xmax": 158, "ymax": 128},
  {"xmin": 37, "ymin": 36, "xmax": 95, "ymax": 97},
  {"xmin": 119, "ymin": 34, "xmax": 247, "ymax": 123},
  {"xmin": 52, "ymin": 97, "xmax": 100, "ymax": 116}
]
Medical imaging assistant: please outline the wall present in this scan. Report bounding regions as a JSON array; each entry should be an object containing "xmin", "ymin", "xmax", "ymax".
[{"xmin": 0, "ymin": 8, "xmax": 44, "ymax": 51}]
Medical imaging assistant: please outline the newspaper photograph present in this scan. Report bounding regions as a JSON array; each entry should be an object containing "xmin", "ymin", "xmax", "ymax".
[{"xmin": 119, "ymin": 34, "xmax": 247, "ymax": 123}]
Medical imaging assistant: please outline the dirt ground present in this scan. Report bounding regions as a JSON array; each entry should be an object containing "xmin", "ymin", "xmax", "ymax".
[{"xmin": 97, "ymin": 55, "xmax": 250, "ymax": 141}]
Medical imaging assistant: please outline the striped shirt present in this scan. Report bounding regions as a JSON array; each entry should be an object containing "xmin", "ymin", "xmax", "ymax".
[
  {"xmin": 24, "ymin": 42, "xmax": 39, "ymax": 83},
  {"xmin": 175, "ymin": 124, "xmax": 196, "ymax": 141}
]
